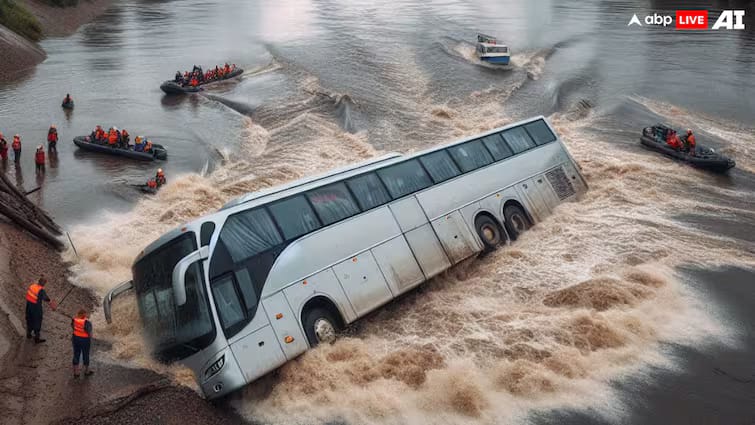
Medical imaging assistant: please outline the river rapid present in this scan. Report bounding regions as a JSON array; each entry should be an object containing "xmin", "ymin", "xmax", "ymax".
[{"xmin": 1, "ymin": 0, "xmax": 754, "ymax": 424}]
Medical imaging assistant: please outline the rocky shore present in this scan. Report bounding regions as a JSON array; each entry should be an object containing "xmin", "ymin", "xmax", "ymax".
[
  {"xmin": 0, "ymin": 222, "xmax": 247, "ymax": 424},
  {"xmin": 0, "ymin": 0, "xmax": 110, "ymax": 82}
]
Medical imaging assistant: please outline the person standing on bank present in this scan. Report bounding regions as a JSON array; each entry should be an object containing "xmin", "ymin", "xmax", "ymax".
[
  {"xmin": 71, "ymin": 309, "xmax": 93, "ymax": 378},
  {"xmin": 25, "ymin": 277, "xmax": 57, "ymax": 343}
]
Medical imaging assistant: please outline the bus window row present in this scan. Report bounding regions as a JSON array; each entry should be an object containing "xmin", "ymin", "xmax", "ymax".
[{"xmin": 212, "ymin": 119, "xmax": 557, "ymax": 282}]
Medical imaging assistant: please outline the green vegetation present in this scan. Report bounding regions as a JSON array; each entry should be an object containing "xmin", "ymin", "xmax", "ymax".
[{"xmin": 0, "ymin": 0, "xmax": 42, "ymax": 41}]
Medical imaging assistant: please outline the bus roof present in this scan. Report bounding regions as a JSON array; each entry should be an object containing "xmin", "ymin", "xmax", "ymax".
[
  {"xmin": 220, "ymin": 152, "xmax": 404, "ymax": 211},
  {"xmin": 136, "ymin": 115, "xmax": 551, "ymax": 263}
]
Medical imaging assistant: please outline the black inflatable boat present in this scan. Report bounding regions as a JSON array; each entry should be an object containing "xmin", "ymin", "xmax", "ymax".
[
  {"xmin": 73, "ymin": 136, "xmax": 167, "ymax": 161},
  {"xmin": 640, "ymin": 125, "xmax": 735, "ymax": 173},
  {"xmin": 160, "ymin": 68, "xmax": 244, "ymax": 94},
  {"xmin": 62, "ymin": 100, "xmax": 74, "ymax": 109}
]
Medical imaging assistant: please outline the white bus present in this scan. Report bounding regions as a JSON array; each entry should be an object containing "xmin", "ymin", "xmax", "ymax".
[{"xmin": 104, "ymin": 116, "xmax": 587, "ymax": 399}]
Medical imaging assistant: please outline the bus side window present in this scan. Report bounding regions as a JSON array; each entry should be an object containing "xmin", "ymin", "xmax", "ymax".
[
  {"xmin": 524, "ymin": 120, "xmax": 557, "ymax": 145},
  {"xmin": 268, "ymin": 195, "xmax": 322, "ymax": 240},
  {"xmin": 306, "ymin": 182, "xmax": 361, "ymax": 225},
  {"xmin": 480, "ymin": 133, "xmax": 513, "ymax": 161},
  {"xmin": 447, "ymin": 139, "xmax": 493, "ymax": 173},
  {"xmin": 346, "ymin": 173, "xmax": 392, "ymax": 211},
  {"xmin": 377, "ymin": 159, "xmax": 433, "ymax": 199},
  {"xmin": 211, "ymin": 275, "xmax": 246, "ymax": 336},
  {"xmin": 419, "ymin": 150, "xmax": 461, "ymax": 183},
  {"xmin": 501, "ymin": 126, "xmax": 536, "ymax": 153},
  {"xmin": 234, "ymin": 268, "xmax": 258, "ymax": 317},
  {"xmin": 219, "ymin": 208, "xmax": 283, "ymax": 262}
]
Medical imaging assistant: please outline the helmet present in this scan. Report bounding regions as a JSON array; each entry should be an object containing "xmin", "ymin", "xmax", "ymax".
[
  {"xmin": 687, "ymin": 129, "xmax": 692, "ymax": 134},
  {"xmin": 135, "ymin": 136, "xmax": 142, "ymax": 143},
  {"xmin": 113, "ymin": 127, "xmax": 118, "ymax": 131},
  {"xmin": 37, "ymin": 145, "xmax": 43, "ymax": 150},
  {"xmin": 157, "ymin": 168, "xmax": 163, "ymax": 174},
  {"xmin": 51, "ymin": 124, "xmax": 56, "ymax": 129}
]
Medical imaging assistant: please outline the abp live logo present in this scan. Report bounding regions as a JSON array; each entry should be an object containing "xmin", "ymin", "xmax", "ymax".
[{"xmin": 628, "ymin": 10, "xmax": 746, "ymax": 30}]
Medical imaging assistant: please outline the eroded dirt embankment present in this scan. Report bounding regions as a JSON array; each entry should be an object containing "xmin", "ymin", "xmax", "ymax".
[
  {"xmin": 0, "ymin": 0, "xmax": 110, "ymax": 82},
  {"xmin": 0, "ymin": 222, "xmax": 246, "ymax": 425}
]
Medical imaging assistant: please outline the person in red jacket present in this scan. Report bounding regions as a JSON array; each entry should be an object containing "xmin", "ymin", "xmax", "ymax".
[
  {"xmin": 35, "ymin": 145, "xmax": 45, "ymax": 173},
  {"xmin": 47, "ymin": 124, "xmax": 58, "ymax": 153},
  {"xmin": 0, "ymin": 132, "xmax": 8, "ymax": 161},
  {"xmin": 666, "ymin": 130, "xmax": 682, "ymax": 150}
]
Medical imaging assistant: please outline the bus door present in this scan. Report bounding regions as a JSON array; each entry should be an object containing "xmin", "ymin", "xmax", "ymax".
[
  {"xmin": 211, "ymin": 272, "xmax": 287, "ymax": 383},
  {"xmin": 516, "ymin": 177, "xmax": 552, "ymax": 222}
]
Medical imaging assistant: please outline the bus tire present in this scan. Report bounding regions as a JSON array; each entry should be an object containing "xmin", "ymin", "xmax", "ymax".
[
  {"xmin": 475, "ymin": 215, "xmax": 502, "ymax": 251},
  {"xmin": 504, "ymin": 205, "xmax": 530, "ymax": 240},
  {"xmin": 303, "ymin": 308, "xmax": 339, "ymax": 347}
]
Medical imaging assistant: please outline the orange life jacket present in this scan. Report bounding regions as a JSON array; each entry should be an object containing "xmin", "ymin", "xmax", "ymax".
[
  {"xmin": 687, "ymin": 134, "xmax": 696, "ymax": 147},
  {"xmin": 12, "ymin": 137, "xmax": 21, "ymax": 150},
  {"xmin": 26, "ymin": 283, "xmax": 42, "ymax": 304},
  {"xmin": 35, "ymin": 150, "xmax": 45, "ymax": 165},
  {"xmin": 147, "ymin": 179, "xmax": 157, "ymax": 188},
  {"xmin": 48, "ymin": 130, "xmax": 58, "ymax": 142},
  {"xmin": 73, "ymin": 317, "xmax": 90, "ymax": 338},
  {"xmin": 145, "ymin": 141, "xmax": 152, "ymax": 151},
  {"xmin": 108, "ymin": 130, "xmax": 118, "ymax": 145}
]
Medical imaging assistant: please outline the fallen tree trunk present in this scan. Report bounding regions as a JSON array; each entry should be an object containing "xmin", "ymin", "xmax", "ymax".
[{"xmin": 0, "ymin": 171, "xmax": 64, "ymax": 250}]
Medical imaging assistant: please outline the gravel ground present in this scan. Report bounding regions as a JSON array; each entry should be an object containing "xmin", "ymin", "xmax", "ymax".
[{"xmin": 0, "ymin": 222, "xmax": 248, "ymax": 425}]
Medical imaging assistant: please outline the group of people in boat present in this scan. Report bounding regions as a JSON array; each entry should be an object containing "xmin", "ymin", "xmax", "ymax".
[
  {"xmin": 0, "ymin": 125, "xmax": 59, "ymax": 174},
  {"xmin": 174, "ymin": 63, "xmax": 238, "ymax": 87},
  {"xmin": 89, "ymin": 126, "xmax": 155, "ymax": 153},
  {"xmin": 666, "ymin": 129, "xmax": 696, "ymax": 155}
]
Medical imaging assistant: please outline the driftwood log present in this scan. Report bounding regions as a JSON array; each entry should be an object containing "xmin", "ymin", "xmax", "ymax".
[{"xmin": 0, "ymin": 171, "xmax": 64, "ymax": 250}]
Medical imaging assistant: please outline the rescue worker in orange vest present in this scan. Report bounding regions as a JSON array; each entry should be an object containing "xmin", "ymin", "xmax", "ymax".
[
  {"xmin": 47, "ymin": 124, "xmax": 58, "ymax": 153},
  {"xmin": 155, "ymin": 168, "xmax": 166, "ymax": 187},
  {"xmin": 120, "ymin": 129, "xmax": 130, "ymax": 148},
  {"xmin": 12, "ymin": 134, "xmax": 21, "ymax": 162},
  {"xmin": 144, "ymin": 139, "xmax": 153, "ymax": 153},
  {"xmin": 108, "ymin": 127, "xmax": 118, "ymax": 146},
  {"xmin": 35, "ymin": 145, "xmax": 45, "ymax": 173},
  {"xmin": 685, "ymin": 130, "xmax": 696, "ymax": 156},
  {"xmin": 190, "ymin": 77, "xmax": 199, "ymax": 87},
  {"xmin": 94, "ymin": 125, "xmax": 106, "ymax": 142},
  {"xmin": 666, "ymin": 130, "xmax": 682, "ymax": 150},
  {"xmin": 25, "ymin": 277, "xmax": 57, "ymax": 343},
  {"xmin": 72, "ymin": 308, "xmax": 94, "ymax": 378}
]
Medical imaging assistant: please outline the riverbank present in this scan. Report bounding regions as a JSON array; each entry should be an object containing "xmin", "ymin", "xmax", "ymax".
[
  {"xmin": 0, "ymin": 0, "xmax": 110, "ymax": 82},
  {"xmin": 0, "ymin": 222, "xmax": 247, "ymax": 424}
]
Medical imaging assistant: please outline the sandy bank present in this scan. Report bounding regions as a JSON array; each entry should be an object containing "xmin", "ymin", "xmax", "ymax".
[
  {"xmin": 0, "ymin": 222, "xmax": 247, "ymax": 424},
  {"xmin": 0, "ymin": 0, "xmax": 110, "ymax": 82},
  {"xmin": 0, "ymin": 24, "xmax": 46, "ymax": 82},
  {"xmin": 21, "ymin": 0, "xmax": 110, "ymax": 38}
]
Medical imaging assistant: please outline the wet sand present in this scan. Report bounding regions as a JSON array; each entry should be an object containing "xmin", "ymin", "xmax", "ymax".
[{"xmin": 0, "ymin": 222, "xmax": 247, "ymax": 424}]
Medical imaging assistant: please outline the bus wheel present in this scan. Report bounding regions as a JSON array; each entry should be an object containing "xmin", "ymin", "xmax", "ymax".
[
  {"xmin": 504, "ymin": 205, "xmax": 530, "ymax": 240},
  {"xmin": 475, "ymin": 215, "xmax": 502, "ymax": 251},
  {"xmin": 303, "ymin": 308, "xmax": 338, "ymax": 347}
]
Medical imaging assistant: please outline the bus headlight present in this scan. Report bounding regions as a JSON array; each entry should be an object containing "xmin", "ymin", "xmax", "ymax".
[{"xmin": 205, "ymin": 355, "xmax": 225, "ymax": 380}]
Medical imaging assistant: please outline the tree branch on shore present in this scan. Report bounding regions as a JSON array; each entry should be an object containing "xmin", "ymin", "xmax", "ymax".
[{"xmin": 0, "ymin": 171, "xmax": 63, "ymax": 250}]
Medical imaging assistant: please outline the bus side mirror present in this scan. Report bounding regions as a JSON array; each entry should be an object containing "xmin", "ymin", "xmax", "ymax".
[
  {"xmin": 103, "ymin": 280, "xmax": 134, "ymax": 324},
  {"xmin": 172, "ymin": 246, "xmax": 210, "ymax": 306}
]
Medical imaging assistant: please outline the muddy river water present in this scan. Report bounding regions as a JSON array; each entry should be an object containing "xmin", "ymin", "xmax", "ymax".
[{"xmin": 1, "ymin": 0, "xmax": 754, "ymax": 423}]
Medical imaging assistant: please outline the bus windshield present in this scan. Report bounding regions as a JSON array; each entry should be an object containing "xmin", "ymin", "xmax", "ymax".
[{"xmin": 132, "ymin": 232, "xmax": 215, "ymax": 362}]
